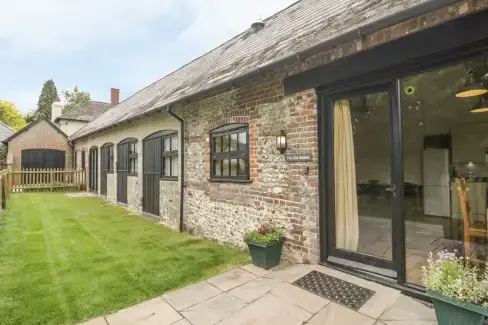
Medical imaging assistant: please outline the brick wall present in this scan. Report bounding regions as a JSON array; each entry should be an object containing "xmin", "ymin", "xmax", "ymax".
[
  {"xmin": 7, "ymin": 120, "xmax": 72, "ymax": 170},
  {"xmin": 72, "ymin": 0, "xmax": 487, "ymax": 263},
  {"xmin": 183, "ymin": 81, "xmax": 320, "ymax": 263},
  {"xmin": 181, "ymin": 1, "xmax": 487, "ymax": 263}
]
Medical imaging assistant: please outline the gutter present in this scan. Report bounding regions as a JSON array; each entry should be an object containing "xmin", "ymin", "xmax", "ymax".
[
  {"xmin": 72, "ymin": 0, "xmax": 458, "ymax": 141},
  {"xmin": 166, "ymin": 106, "xmax": 185, "ymax": 233}
]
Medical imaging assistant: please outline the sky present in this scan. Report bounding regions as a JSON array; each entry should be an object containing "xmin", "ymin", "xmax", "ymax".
[{"xmin": 0, "ymin": 0, "xmax": 297, "ymax": 114}]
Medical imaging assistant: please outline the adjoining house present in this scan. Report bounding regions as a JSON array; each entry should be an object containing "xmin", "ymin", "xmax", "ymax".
[
  {"xmin": 3, "ymin": 118, "xmax": 71, "ymax": 170},
  {"xmin": 52, "ymin": 88, "xmax": 118, "ymax": 137},
  {"xmin": 0, "ymin": 122, "xmax": 15, "ymax": 168},
  {"xmin": 69, "ymin": 0, "xmax": 488, "ymax": 297},
  {"xmin": 3, "ymin": 89, "xmax": 117, "ymax": 170}
]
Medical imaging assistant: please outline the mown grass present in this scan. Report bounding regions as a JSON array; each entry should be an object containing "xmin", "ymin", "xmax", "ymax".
[{"xmin": 0, "ymin": 193, "xmax": 248, "ymax": 325}]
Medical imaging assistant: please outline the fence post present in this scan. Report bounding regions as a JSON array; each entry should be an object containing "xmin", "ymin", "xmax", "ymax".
[
  {"xmin": 50, "ymin": 169, "xmax": 53, "ymax": 191},
  {"xmin": 6, "ymin": 171, "xmax": 11, "ymax": 199}
]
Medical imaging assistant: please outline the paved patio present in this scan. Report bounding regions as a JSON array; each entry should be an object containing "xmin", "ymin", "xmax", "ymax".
[{"xmin": 79, "ymin": 264, "xmax": 437, "ymax": 325}]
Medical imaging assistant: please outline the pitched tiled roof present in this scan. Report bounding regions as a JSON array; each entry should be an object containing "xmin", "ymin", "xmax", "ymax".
[
  {"xmin": 71, "ymin": 0, "xmax": 441, "ymax": 140},
  {"xmin": 3, "ymin": 118, "xmax": 68, "ymax": 144},
  {"xmin": 56, "ymin": 101, "xmax": 112, "ymax": 123},
  {"xmin": 0, "ymin": 121, "xmax": 15, "ymax": 143}
]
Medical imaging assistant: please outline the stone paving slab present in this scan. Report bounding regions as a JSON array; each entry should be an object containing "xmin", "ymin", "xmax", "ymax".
[
  {"xmin": 206, "ymin": 268, "xmax": 256, "ymax": 291},
  {"xmin": 75, "ymin": 264, "xmax": 439, "ymax": 325},
  {"xmin": 379, "ymin": 295, "xmax": 437, "ymax": 324},
  {"xmin": 78, "ymin": 317, "xmax": 107, "ymax": 325},
  {"xmin": 241, "ymin": 264, "xmax": 269, "ymax": 277},
  {"xmin": 264, "ymin": 263, "xmax": 313, "ymax": 283},
  {"xmin": 218, "ymin": 293, "xmax": 313, "ymax": 325},
  {"xmin": 181, "ymin": 293, "xmax": 246, "ymax": 325},
  {"xmin": 313, "ymin": 265, "xmax": 401, "ymax": 319},
  {"xmin": 105, "ymin": 297, "xmax": 181, "ymax": 325},
  {"xmin": 306, "ymin": 302, "xmax": 376, "ymax": 325},
  {"xmin": 228, "ymin": 277, "xmax": 280, "ymax": 303},
  {"xmin": 271, "ymin": 281, "xmax": 329, "ymax": 314},
  {"xmin": 162, "ymin": 281, "xmax": 222, "ymax": 311}
]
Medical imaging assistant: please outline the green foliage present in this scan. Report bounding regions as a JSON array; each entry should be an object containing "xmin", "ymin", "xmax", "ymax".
[
  {"xmin": 23, "ymin": 111, "xmax": 37, "ymax": 123},
  {"xmin": 62, "ymin": 86, "xmax": 91, "ymax": 113},
  {"xmin": 0, "ymin": 101, "xmax": 27, "ymax": 130},
  {"xmin": 35, "ymin": 79, "xmax": 58, "ymax": 121},
  {"xmin": 244, "ymin": 225, "xmax": 285, "ymax": 244},
  {"xmin": 422, "ymin": 250, "xmax": 488, "ymax": 306},
  {"xmin": 0, "ymin": 145, "xmax": 7, "ymax": 164},
  {"xmin": 0, "ymin": 193, "xmax": 248, "ymax": 325}
]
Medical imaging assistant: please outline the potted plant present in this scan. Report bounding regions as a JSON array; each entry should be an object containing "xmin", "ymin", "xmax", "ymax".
[
  {"xmin": 244, "ymin": 225, "xmax": 285, "ymax": 269},
  {"xmin": 422, "ymin": 250, "xmax": 488, "ymax": 325}
]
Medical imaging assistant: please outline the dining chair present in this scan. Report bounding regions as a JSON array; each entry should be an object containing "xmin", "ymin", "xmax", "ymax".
[{"xmin": 455, "ymin": 178, "xmax": 487, "ymax": 259}]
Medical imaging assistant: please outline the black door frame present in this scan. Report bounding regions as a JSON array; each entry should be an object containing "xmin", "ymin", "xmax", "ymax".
[
  {"xmin": 100, "ymin": 143, "xmax": 113, "ymax": 196},
  {"xmin": 117, "ymin": 138, "xmax": 136, "ymax": 204},
  {"xmin": 88, "ymin": 146, "xmax": 98, "ymax": 192},
  {"xmin": 302, "ymin": 9, "xmax": 488, "ymax": 293},
  {"xmin": 319, "ymin": 81, "xmax": 404, "ymax": 277}
]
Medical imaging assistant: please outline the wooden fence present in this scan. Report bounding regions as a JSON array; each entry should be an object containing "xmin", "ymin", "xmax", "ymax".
[
  {"xmin": 0, "ymin": 169, "xmax": 86, "ymax": 213},
  {"xmin": 10, "ymin": 169, "xmax": 87, "ymax": 192}
]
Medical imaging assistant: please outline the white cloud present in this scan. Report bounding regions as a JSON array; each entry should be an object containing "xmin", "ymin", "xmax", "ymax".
[
  {"xmin": 0, "ymin": 0, "xmax": 296, "ymax": 112},
  {"xmin": 0, "ymin": 0, "xmax": 293, "ymax": 56},
  {"xmin": 0, "ymin": 0, "xmax": 179, "ymax": 56},
  {"xmin": 118, "ymin": 0, "xmax": 297, "ymax": 93}
]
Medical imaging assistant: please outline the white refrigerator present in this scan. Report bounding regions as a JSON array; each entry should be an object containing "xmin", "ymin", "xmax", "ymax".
[{"xmin": 423, "ymin": 148, "xmax": 450, "ymax": 217}]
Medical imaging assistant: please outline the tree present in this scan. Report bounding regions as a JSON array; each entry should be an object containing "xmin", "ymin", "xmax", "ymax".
[
  {"xmin": 36, "ymin": 79, "xmax": 58, "ymax": 120},
  {"xmin": 0, "ymin": 101, "xmax": 27, "ymax": 131},
  {"xmin": 62, "ymin": 86, "xmax": 91, "ymax": 113}
]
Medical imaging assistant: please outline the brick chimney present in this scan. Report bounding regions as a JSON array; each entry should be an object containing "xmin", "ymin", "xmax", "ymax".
[
  {"xmin": 110, "ymin": 88, "xmax": 120, "ymax": 105},
  {"xmin": 51, "ymin": 96, "xmax": 63, "ymax": 122}
]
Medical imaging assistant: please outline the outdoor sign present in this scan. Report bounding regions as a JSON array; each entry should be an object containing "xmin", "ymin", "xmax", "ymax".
[{"xmin": 284, "ymin": 153, "xmax": 312, "ymax": 162}]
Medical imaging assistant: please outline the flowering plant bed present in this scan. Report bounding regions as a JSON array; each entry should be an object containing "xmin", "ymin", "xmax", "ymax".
[
  {"xmin": 422, "ymin": 250, "xmax": 488, "ymax": 325},
  {"xmin": 244, "ymin": 226, "xmax": 285, "ymax": 269}
]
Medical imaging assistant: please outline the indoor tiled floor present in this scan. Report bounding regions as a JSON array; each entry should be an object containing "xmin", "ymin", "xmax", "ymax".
[
  {"xmin": 357, "ymin": 216, "xmax": 462, "ymax": 284},
  {"xmin": 78, "ymin": 264, "xmax": 438, "ymax": 325}
]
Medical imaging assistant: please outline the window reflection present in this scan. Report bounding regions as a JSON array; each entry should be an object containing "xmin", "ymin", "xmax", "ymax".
[{"xmin": 402, "ymin": 57, "xmax": 488, "ymax": 285}]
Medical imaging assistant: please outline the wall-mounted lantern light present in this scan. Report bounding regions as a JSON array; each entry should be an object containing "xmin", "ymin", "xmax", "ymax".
[{"xmin": 276, "ymin": 130, "xmax": 287, "ymax": 154}]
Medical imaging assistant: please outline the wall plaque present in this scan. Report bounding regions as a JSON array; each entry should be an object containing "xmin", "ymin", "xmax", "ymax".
[{"xmin": 284, "ymin": 153, "xmax": 312, "ymax": 162}]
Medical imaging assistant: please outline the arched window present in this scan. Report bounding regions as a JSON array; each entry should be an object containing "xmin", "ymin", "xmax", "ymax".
[
  {"xmin": 144, "ymin": 130, "xmax": 178, "ymax": 179},
  {"xmin": 119, "ymin": 138, "xmax": 138, "ymax": 175}
]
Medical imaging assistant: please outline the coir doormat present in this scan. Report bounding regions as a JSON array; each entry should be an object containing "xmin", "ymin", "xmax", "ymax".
[{"xmin": 293, "ymin": 270, "xmax": 375, "ymax": 310}]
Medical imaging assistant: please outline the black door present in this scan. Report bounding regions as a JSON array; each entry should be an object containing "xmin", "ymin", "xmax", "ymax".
[
  {"xmin": 117, "ymin": 142, "xmax": 129, "ymax": 204},
  {"xmin": 100, "ymin": 146, "xmax": 109, "ymax": 196},
  {"xmin": 143, "ymin": 136, "xmax": 161, "ymax": 216},
  {"xmin": 319, "ymin": 82, "xmax": 403, "ymax": 278},
  {"xmin": 89, "ymin": 147, "xmax": 98, "ymax": 192},
  {"xmin": 21, "ymin": 149, "xmax": 65, "ymax": 169}
]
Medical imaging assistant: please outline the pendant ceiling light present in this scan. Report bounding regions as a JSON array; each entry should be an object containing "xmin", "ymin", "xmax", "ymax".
[
  {"xmin": 456, "ymin": 79, "xmax": 487, "ymax": 98},
  {"xmin": 471, "ymin": 95, "xmax": 488, "ymax": 113},
  {"xmin": 457, "ymin": 61, "xmax": 488, "ymax": 98}
]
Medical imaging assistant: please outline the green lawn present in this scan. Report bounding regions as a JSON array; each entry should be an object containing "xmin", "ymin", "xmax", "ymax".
[{"xmin": 0, "ymin": 193, "xmax": 248, "ymax": 325}]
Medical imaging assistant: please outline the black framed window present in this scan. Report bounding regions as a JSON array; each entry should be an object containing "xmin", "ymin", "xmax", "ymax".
[
  {"xmin": 81, "ymin": 151, "xmax": 86, "ymax": 170},
  {"xmin": 210, "ymin": 124, "xmax": 249, "ymax": 181},
  {"xmin": 74, "ymin": 151, "xmax": 78, "ymax": 169},
  {"xmin": 162, "ymin": 133, "xmax": 178, "ymax": 179},
  {"xmin": 108, "ymin": 146, "xmax": 114, "ymax": 173},
  {"xmin": 128, "ymin": 142, "xmax": 138, "ymax": 175}
]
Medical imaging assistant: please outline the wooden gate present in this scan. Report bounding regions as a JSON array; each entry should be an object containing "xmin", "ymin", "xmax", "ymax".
[
  {"xmin": 100, "ymin": 144, "xmax": 111, "ymax": 196},
  {"xmin": 88, "ymin": 147, "xmax": 98, "ymax": 192},
  {"xmin": 117, "ymin": 141, "xmax": 129, "ymax": 204},
  {"xmin": 143, "ymin": 136, "xmax": 161, "ymax": 216}
]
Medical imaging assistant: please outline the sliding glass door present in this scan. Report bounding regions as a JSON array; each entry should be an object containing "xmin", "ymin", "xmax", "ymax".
[
  {"xmin": 320, "ymin": 54, "xmax": 488, "ymax": 287},
  {"xmin": 322, "ymin": 83, "xmax": 403, "ymax": 277}
]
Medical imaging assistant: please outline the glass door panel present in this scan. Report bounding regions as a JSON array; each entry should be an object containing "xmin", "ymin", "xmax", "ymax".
[
  {"xmin": 401, "ymin": 57, "xmax": 488, "ymax": 286},
  {"xmin": 333, "ymin": 90, "xmax": 393, "ymax": 260}
]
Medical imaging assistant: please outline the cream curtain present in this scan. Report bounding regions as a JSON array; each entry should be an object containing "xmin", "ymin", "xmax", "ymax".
[{"xmin": 334, "ymin": 100, "xmax": 359, "ymax": 251}]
